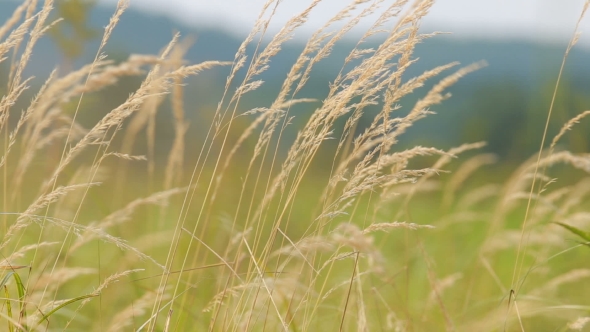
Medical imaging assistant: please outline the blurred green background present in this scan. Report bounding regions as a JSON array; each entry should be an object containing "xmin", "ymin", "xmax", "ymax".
[
  {"xmin": 1, "ymin": 2, "xmax": 589, "ymax": 330},
  {"xmin": 2, "ymin": 0, "xmax": 589, "ymax": 171}
]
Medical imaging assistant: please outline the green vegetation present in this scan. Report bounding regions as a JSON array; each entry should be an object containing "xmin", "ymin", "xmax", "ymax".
[{"xmin": 1, "ymin": 0, "xmax": 590, "ymax": 331}]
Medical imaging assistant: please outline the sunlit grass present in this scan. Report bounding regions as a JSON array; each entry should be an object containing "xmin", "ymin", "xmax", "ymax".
[{"xmin": 0, "ymin": 0, "xmax": 590, "ymax": 331}]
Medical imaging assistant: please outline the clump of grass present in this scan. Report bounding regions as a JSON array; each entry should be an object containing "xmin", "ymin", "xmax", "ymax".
[{"xmin": 0, "ymin": 0, "xmax": 589, "ymax": 331}]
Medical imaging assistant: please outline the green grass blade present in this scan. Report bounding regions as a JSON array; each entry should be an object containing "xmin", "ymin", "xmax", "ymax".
[
  {"xmin": 34, "ymin": 294, "xmax": 98, "ymax": 328},
  {"xmin": 0, "ymin": 272, "xmax": 14, "ymax": 289},
  {"xmin": 554, "ymin": 222, "xmax": 590, "ymax": 242},
  {"xmin": 0, "ymin": 271, "xmax": 27, "ymax": 329},
  {"xmin": 10, "ymin": 271, "xmax": 26, "ymax": 325},
  {"xmin": 4, "ymin": 286, "xmax": 14, "ymax": 332}
]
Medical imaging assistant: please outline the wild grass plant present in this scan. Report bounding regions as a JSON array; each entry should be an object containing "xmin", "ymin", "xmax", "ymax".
[{"xmin": 0, "ymin": 0, "xmax": 590, "ymax": 331}]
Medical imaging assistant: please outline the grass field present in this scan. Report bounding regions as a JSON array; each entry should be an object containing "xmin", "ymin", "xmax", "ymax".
[{"xmin": 1, "ymin": 0, "xmax": 590, "ymax": 331}]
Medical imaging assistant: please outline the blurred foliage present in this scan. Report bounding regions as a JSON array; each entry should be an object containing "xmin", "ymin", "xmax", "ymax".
[
  {"xmin": 462, "ymin": 77, "xmax": 590, "ymax": 160},
  {"xmin": 3, "ymin": 1, "xmax": 590, "ymax": 168},
  {"xmin": 49, "ymin": 0, "xmax": 99, "ymax": 70}
]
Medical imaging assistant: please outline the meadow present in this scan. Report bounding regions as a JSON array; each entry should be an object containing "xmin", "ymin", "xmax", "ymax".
[{"xmin": 1, "ymin": 0, "xmax": 590, "ymax": 331}]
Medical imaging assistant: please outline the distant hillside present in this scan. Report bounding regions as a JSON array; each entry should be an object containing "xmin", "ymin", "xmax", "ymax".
[
  {"xmin": 2, "ymin": 2, "xmax": 590, "ymax": 158},
  {"xmin": 3, "ymin": 2, "xmax": 588, "ymax": 81}
]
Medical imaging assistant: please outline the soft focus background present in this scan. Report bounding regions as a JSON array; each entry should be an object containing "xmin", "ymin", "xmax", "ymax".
[
  {"xmin": 2, "ymin": 0, "xmax": 590, "ymax": 164},
  {"xmin": 1, "ymin": 1, "xmax": 590, "ymax": 330}
]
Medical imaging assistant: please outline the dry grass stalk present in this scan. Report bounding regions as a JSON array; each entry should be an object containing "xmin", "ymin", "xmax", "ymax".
[
  {"xmin": 1, "ymin": 183, "xmax": 100, "ymax": 250},
  {"xmin": 442, "ymin": 153, "xmax": 497, "ymax": 209},
  {"xmin": 568, "ymin": 317, "xmax": 590, "ymax": 331},
  {"xmin": 107, "ymin": 287, "xmax": 170, "ymax": 331},
  {"xmin": 1, "ymin": 0, "xmax": 588, "ymax": 330},
  {"xmin": 362, "ymin": 221, "xmax": 434, "ymax": 233},
  {"xmin": 456, "ymin": 183, "xmax": 500, "ymax": 209},
  {"xmin": 509, "ymin": 0, "xmax": 590, "ymax": 315}
]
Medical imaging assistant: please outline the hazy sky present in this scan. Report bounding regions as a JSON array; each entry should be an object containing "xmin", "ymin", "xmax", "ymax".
[{"xmin": 101, "ymin": 0, "xmax": 590, "ymax": 46}]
